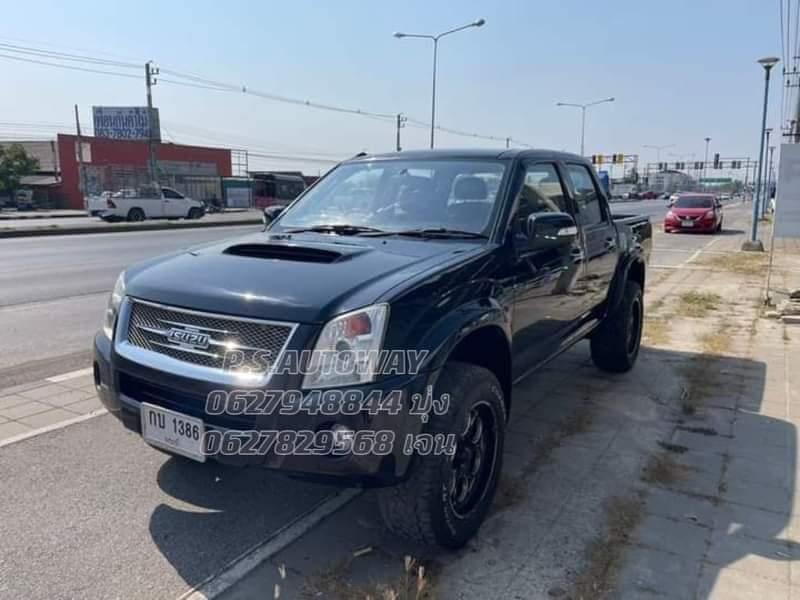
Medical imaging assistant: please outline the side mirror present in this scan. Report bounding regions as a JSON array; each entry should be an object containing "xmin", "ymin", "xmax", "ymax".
[
  {"xmin": 262, "ymin": 205, "xmax": 285, "ymax": 227},
  {"xmin": 526, "ymin": 212, "xmax": 578, "ymax": 249}
]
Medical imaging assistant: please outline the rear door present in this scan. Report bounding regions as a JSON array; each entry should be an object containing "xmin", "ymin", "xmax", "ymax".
[
  {"xmin": 509, "ymin": 161, "xmax": 586, "ymax": 377},
  {"xmin": 563, "ymin": 162, "xmax": 619, "ymax": 315}
]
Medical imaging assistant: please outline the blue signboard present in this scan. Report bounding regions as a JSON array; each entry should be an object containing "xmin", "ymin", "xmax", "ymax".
[{"xmin": 597, "ymin": 170, "xmax": 610, "ymax": 195}]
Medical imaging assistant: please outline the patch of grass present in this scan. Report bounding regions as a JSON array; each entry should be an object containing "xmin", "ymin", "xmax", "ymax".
[
  {"xmin": 521, "ymin": 401, "xmax": 595, "ymax": 477},
  {"xmin": 699, "ymin": 327, "xmax": 732, "ymax": 355},
  {"xmin": 302, "ymin": 556, "xmax": 436, "ymax": 600},
  {"xmin": 643, "ymin": 319, "xmax": 670, "ymax": 346},
  {"xmin": 641, "ymin": 452, "xmax": 688, "ymax": 486},
  {"xmin": 572, "ymin": 494, "xmax": 645, "ymax": 600},
  {"xmin": 677, "ymin": 291, "xmax": 722, "ymax": 318},
  {"xmin": 700, "ymin": 252, "xmax": 767, "ymax": 276}
]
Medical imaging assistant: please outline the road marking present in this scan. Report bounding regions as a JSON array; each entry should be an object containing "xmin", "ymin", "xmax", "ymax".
[
  {"xmin": 177, "ymin": 488, "xmax": 363, "ymax": 600},
  {"xmin": 684, "ymin": 236, "xmax": 722, "ymax": 266},
  {"xmin": 46, "ymin": 367, "xmax": 93, "ymax": 383},
  {"xmin": 0, "ymin": 409, "xmax": 108, "ymax": 449}
]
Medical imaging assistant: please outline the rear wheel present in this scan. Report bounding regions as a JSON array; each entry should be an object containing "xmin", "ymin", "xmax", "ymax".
[
  {"xmin": 127, "ymin": 208, "xmax": 145, "ymax": 222},
  {"xmin": 377, "ymin": 362, "xmax": 506, "ymax": 549},
  {"xmin": 590, "ymin": 280, "xmax": 643, "ymax": 373}
]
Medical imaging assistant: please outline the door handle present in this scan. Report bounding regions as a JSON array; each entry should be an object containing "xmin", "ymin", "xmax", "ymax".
[{"xmin": 605, "ymin": 237, "xmax": 617, "ymax": 250}]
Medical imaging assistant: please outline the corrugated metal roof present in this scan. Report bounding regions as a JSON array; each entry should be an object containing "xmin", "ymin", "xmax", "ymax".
[{"xmin": 0, "ymin": 140, "xmax": 60, "ymax": 172}]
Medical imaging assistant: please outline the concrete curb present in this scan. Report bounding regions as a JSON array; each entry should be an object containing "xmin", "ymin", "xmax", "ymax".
[
  {"xmin": 0, "ymin": 218, "xmax": 262, "ymax": 238},
  {"xmin": 0, "ymin": 212, "xmax": 88, "ymax": 221}
]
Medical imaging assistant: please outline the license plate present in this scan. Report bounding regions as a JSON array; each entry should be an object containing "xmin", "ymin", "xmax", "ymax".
[
  {"xmin": 681, "ymin": 220, "xmax": 694, "ymax": 227},
  {"xmin": 141, "ymin": 403, "xmax": 205, "ymax": 462}
]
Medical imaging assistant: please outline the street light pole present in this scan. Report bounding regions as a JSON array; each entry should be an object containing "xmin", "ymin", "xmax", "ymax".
[
  {"xmin": 556, "ymin": 97, "xmax": 615, "ymax": 156},
  {"xmin": 703, "ymin": 137, "xmax": 711, "ymax": 191},
  {"xmin": 394, "ymin": 19, "xmax": 486, "ymax": 149},
  {"xmin": 744, "ymin": 56, "xmax": 780, "ymax": 252},
  {"xmin": 644, "ymin": 144, "xmax": 675, "ymax": 165}
]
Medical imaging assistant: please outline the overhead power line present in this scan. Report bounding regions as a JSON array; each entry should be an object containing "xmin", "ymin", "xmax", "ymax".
[{"xmin": 0, "ymin": 40, "xmax": 535, "ymax": 150}]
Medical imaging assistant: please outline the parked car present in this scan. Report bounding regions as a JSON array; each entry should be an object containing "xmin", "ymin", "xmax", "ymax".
[
  {"xmin": 639, "ymin": 191, "xmax": 658, "ymax": 200},
  {"xmin": 98, "ymin": 185, "xmax": 205, "ymax": 222},
  {"xmin": 93, "ymin": 148, "xmax": 651, "ymax": 548},
  {"xmin": 14, "ymin": 189, "xmax": 35, "ymax": 211},
  {"xmin": 660, "ymin": 192, "xmax": 671, "ymax": 200},
  {"xmin": 664, "ymin": 193, "xmax": 723, "ymax": 233}
]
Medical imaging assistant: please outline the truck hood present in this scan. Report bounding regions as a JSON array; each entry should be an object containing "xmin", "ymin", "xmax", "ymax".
[{"xmin": 124, "ymin": 231, "xmax": 483, "ymax": 324}]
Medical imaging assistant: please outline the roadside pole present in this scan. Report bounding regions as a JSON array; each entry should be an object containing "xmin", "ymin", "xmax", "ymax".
[
  {"xmin": 145, "ymin": 62, "xmax": 159, "ymax": 185},
  {"xmin": 395, "ymin": 113, "xmax": 406, "ymax": 152},
  {"xmin": 74, "ymin": 104, "xmax": 89, "ymax": 206}
]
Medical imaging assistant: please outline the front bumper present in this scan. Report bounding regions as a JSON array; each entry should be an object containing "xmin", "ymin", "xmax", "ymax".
[
  {"xmin": 94, "ymin": 332, "xmax": 434, "ymax": 486},
  {"xmin": 663, "ymin": 219, "xmax": 716, "ymax": 232}
]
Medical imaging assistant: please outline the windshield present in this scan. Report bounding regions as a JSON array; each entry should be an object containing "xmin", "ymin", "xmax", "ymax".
[
  {"xmin": 275, "ymin": 159, "xmax": 507, "ymax": 236},
  {"xmin": 674, "ymin": 196, "xmax": 714, "ymax": 208}
]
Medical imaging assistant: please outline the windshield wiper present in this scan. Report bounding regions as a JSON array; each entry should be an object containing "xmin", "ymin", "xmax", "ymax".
[
  {"xmin": 284, "ymin": 224, "xmax": 386, "ymax": 235},
  {"xmin": 362, "ymin": 227, "xmax": 489, "ymax": 239}
]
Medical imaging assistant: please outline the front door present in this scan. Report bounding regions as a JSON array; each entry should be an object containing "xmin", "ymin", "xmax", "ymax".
[
  {"xmin": 563, "ymin": 163, "xmax": 619, "ymax": 315},
  {"xmin": 162, "ymin": 187, "xmax": 188, "ymax": 218},
  {"xmin": 509, "ymin": 161, "xmax": 586, "ymax": 379}
]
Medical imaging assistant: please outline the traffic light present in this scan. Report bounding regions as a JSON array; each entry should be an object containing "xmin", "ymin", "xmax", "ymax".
[
  {"xmin": 713, "ymin": 153, "xmax": 720, "ymax": 169},
  {"xmin": 613, "ymin": 153, "xmax": 624, "ymax": 164},
  {"xmin": 597, "ymin": 155, "xmax": 604, "ymax": 165}
]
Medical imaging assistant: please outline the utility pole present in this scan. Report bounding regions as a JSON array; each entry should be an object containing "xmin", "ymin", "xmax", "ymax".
[
  {"xmin": 74, "ymin": 104, "xmax": 89, "ymax": 205},
  {"xmin": 145, "ymin": 61, "xmax": 159, "ymax": 185},
  {"xmin": 761, "ymin": 129, "xmax": 772, "ymax": 217},
  {"xmin": 395, "ymin": 113, "xmax": 406, "ymax": 152},
  {"xmin": 703, "ymin": 137, "xmax": 711, "ymax": 191},
  {"xmin": 765, "ymin": 145, "xmax": 776, "ymax": 213},
  {"xmin": 505, "ymin": 137, "xmax": 510, "ymax": 149}
]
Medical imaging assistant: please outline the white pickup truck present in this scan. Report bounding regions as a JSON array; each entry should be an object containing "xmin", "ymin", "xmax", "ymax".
[{"xmin": 97, "ymin": 185, "xmax": 205, "ymax": 222}]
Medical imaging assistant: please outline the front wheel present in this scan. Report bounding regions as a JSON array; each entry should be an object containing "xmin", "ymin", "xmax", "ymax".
[
  {"xmin": 127, "ymin": 208, "xmax": 145, "ymax": 222},
  {"xmin": 187, "ymin": 207, "xmax": 203, "ymax": 220},
  {"xmin": 377, "ymin": 362, "xmax": 506, "ymax": 549},
  {"xmin": 590, "ymin": 280, "xmax": 643, "ymax": 373}
]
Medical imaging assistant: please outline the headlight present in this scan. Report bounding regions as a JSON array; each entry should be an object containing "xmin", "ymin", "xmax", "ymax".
[
  {"xmin": 703, "ymin": 210, "xmax": 715, "ymax": 220},
  {"xmin": 102, "ymin": 273, "xmax": 126, "ymax": 339},
  {"xmin": 302, "ymin": 304, "xmax": 389, "ymax": 389}
]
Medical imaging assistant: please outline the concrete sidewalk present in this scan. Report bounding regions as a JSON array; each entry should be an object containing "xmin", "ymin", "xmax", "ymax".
[{"xmin": 219, "ymin": 209, "xmax": 800, "ymax": 600}]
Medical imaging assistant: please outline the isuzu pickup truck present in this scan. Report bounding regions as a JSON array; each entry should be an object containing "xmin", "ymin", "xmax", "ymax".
[{"xmin": 94, "ymin": 149, "xmax": 651, "ymax": 548}]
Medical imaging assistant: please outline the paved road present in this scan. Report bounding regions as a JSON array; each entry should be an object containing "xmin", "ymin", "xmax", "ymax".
[
  {"xmin": 0, "ymin": 225, "xmax": 261, "ymax": 386},
  {"xmin": 0, "ymin": 209, "xmax": 260, "ymax": 231},
  {"xmin": 0, "ymin": 203, "xmax": 755, "ymax": 599}
]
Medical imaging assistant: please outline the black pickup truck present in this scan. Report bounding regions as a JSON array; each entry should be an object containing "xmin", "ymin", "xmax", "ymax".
[{"xmin": 94, "ymin": 149, "xmax": 650, "ymax": 548}]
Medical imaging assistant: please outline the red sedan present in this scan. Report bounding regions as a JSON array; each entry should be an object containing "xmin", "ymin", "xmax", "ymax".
[{"xmin": 663, "ymin": 193, "xmax": 723, "ymax": 234}]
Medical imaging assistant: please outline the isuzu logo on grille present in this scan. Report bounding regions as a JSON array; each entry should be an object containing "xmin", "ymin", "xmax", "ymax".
[{"xmin": 165, "ymin": 328, "xmax": 211, "ymax": 350}]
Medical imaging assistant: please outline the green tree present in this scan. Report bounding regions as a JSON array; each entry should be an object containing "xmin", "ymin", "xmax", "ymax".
[{"xmin": 0, "ymin": 144, "xmax": 40, "ymax": 195}]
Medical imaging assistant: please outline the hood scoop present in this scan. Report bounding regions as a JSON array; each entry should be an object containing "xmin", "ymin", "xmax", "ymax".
[{"xmin": 223, "ymin": 243, "xmax": 342, "ymax": 263}]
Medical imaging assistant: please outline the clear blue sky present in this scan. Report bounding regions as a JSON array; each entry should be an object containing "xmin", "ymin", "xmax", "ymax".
[{"xmin": 0, "ymin": 0, "xmax": 786, "ymax": 173}]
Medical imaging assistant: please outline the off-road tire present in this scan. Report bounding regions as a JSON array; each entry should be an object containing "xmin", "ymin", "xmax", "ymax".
[
  {"xmin": 377, "ymin": 362, "xmax": 506, "ymax": 549},
  {"xmin": 590, "ymin": 280, "xmax": 643, "ymax": 373},
  {"xmin": 127, "ymin": 208, "xmax": 145, "ymax": 222}
]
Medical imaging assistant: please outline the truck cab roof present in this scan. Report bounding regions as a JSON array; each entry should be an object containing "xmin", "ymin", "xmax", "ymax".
[{"xmin": 348, "ymin": 148, "xmax": 587, "ymax": 164}]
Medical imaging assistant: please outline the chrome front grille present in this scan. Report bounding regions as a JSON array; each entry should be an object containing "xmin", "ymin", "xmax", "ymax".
[{"xmin": 125, "ymin": 299, "xmax": 295, "ymax": 375}]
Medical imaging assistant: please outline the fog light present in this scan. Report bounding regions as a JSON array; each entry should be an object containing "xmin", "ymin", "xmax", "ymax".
[{"xmin": 331, "ymin": 424, "xmax": 355, "ymax": 453}]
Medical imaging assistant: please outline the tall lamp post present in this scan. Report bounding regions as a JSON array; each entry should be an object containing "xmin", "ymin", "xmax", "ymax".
[
  {"xmin": 744, "ymin": 56, "xmax": 780, "ymax": 251},
  {"xmin": 643, "ymin": 144, "xmax": 675, "ymax": 166},
  {"xmin": 702, "ymin": 137, "xmax": 711, "ymax": 191},
  {"xmin": 556, "ymin": 98, "xmax": 615, "ymax": 156},
  {"xmin": 394, "ymin": 19, "xmax": 486, "ymax": 149}
]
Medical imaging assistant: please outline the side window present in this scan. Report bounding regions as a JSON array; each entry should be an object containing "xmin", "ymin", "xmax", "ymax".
[
  {"xmin": 161, "ymin": 188, "xmax": 183, "ymax": 199},
  {"xmin": 512, "ymin": 163, "xmax": 567, "ymax": 232},
  {"xmin": 565, "ymin": 164, "xmax": 605, "ymax": 226}
]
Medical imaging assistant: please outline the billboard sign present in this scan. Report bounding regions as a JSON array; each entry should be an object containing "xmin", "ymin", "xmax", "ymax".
[{"xmin": 92, "ymin": 106, "xmax": 160, "ymax": 141}]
